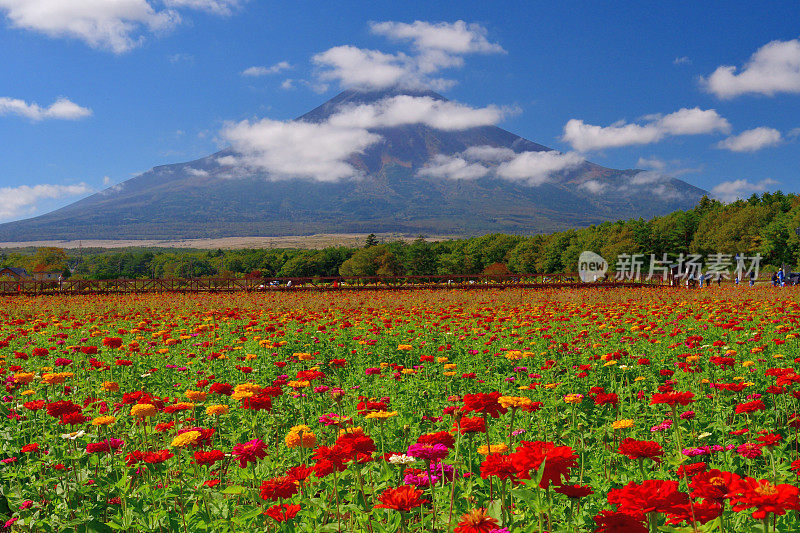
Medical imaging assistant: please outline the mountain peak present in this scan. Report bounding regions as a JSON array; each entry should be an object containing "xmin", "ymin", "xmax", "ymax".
[{"xmin": 298, "ymin": 86, "xmax": 447, "ymax": 123}]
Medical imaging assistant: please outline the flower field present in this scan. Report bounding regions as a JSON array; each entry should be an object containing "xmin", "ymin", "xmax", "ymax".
[{"xmin": 1, "ymin": 287, "xmax": 800, "ymax": 532}]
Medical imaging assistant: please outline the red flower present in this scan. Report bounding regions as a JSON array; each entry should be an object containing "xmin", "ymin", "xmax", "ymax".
[
  {"xmin": 23, "ymin": 400, "xmax": 45, "ymax": 411},
  {"xmin": 143, "ymin": 449, "xmax": 173, "ymax": 464},
  {"xmin": 480, "ymin": 453, "xmax": 517, "ymax": 481},
  {"xmin": 193, "ymin": 450, "xmax": 225, "ymax": 466},
  {"xmin": 676, "ymin": 462, "xmax": 707, "ymax": 479},
  {"xmin": 310, "ymin": 445, "xmax": 349, "ymax": 477},
  {"xmin": 336, "ymin": 432, "xmax": 376, "ymax": 462},
  {"xmin": 417, "ymin": 431, "xmax": 455, "ymax": 449},
  {"xmin": 264, "ymin": 503, "xmax": 301, "ymax": 522},
  {"xmin": 617, "ymin": 438, "xmax": 664, "ymax": 460},
  {"xmin": 593, "ymin": 510, "xmax": 647, "ymax": 533},
  {"xmin": 286, "ymin": 464, "xmax": 314, "ymax": 483},
  {"xmin": 259, "ymin": 476, "xmax": 299, "ymax": 501},
  {"xmin": 462, "ymin": 392, "xmax": 507, "ymax": 418},
  {"xmin": 374, "ymin": 485, "xmax": 428, "ymax": 512},
  {"xmin": 20, "ymin": 443, "xmax": 40, "ymax": 453},
  {"xmin": 665, "ymin": 500, "xmax": 722, "ymax": 526},
  {"xmin": 727, "ymin": 477, "xmax": 800, "ymax": 519},
  {"xmin": 689, "ymin": 469, "xmax": 740, "ymax": 504},
  {"xmin": 650, "ymin": 391, "xmax": 695, "ymax": 407},
  {"xmin": 554, "ymin": 483, "xmax": 594, "ymax": 498},
  {"xmin": 735, "ymin": 400, "xmax": 765, "ymax": 414},
  {"xmin": 756, "ymin": 433, "xmax": 782, "ymax": 447},
  {"xmin": 454, "ymin": 508, "xmax": 499, "ymax": 533},
  {"xmin": 607, "ymin": 480, "xmax": 688, "ymax": 515},
  {"xmin": 511, "ymin": 440, "xmax": 577, "ymax": 488},
  {"xmin": 453, "ymin": 416, "xmax": 486, "ymax": 434},
  {"xmin": 102, "ymin": 337, "xmax": 123, "ymax": 349},
  {"xmin": 209, "ymin": 382, "xmax": 233, "ymax": 396}
]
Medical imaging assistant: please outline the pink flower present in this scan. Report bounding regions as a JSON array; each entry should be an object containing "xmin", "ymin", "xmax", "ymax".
[
  {"xmin": 407, "ymin": 443, "xmax": 449, "ymax": 462},
  {"xmin": 232, "ymin": 439, "xmax": 267, "ymax": 468}
]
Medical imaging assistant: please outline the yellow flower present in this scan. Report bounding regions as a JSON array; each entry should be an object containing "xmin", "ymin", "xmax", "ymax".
[
  {"xmin": 20, "ymin": 389, "xmax": 35, "ymax": 396},
  {"xmin": 741, "ymin": 361, "xmax": 755, "ymax": 367},
  {"xmin": 102, "ymin": 381, "xmax": 119, "ymax": 392},
  {"xmin": 130, "ymin": 404, "xmax": 158, "ymax": 418},
  {"xmin": 294, "ymin": 352, "xmax": 315, "ymax": 361},
  {"xmin": 185, "ymin": 390, "xmax": 207, "ymax": 402},
  {"xmin": 443, "ymin": 372, "xmax": 456, "ymax": 377},
  {"xmin": 443, "ymin": 364, "xmax": 456, "ymax": 370},
  {"xmin": 285, "ymin": 425, "xmax": 317, "ymax": 448},
  {"xmin": 611, "ymin": 419, "xmax": 634, "ymax": 430},
  {"xmin": 397, "ymin": 344, "xmax": 413, "ymax": 351},
  {"xmin": 477, "ymin": 443, "xmax": 508, "ymax": 455},
  {"xmin": 92, "ymin": 416, "xmax": 116, "ymax": 426},
  {"xmin": 288, "ymin": 380, "xmax": 310, "ymax": 389},
  {"xmin": 170, "ymin": 431, "xmax": 201, "ymax": 448},
  {"xmin": 603, "ymin": 360, "xmax": 618, "ymax": 367},
  {"xmin": 13, "ymin": 372, "xmax": 35, "ymax": 384},
  {"xmin": 339, "ymin": 426, "xmax": 365, "ymax": 437},
  {"xmin": 563, "ymin": 393, "xmax": 583, "ymax": 404},
  {"xmin": 401, "ymin": 369, "xmax": 416, "ymax": 375},
  {"xmin": 365, "ymin": 411, "xmax": 398, "ymax": 420},
  {"xmin": 498, "ymin": 396, "xmax": 532, "ymax": 409},
  {"xmin": 436, "ymin": 357, "xmax": 449, "ymax": 363},
  {"xmin": 205, "ymin": 404, "xmax": 229, "ymax": 416}
]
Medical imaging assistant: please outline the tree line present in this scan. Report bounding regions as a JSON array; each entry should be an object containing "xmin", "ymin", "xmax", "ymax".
[{"xmin": 1, "ymin": 193, "xmax": 798, "ymax": 280}]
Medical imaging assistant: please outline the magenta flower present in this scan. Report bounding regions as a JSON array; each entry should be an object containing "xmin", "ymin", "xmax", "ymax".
[
  {"xmin": 232, "ymin": 439, "xmax": 267, "ymax": 468},
  {"xmin": 407, "ymin": 443, "xmax": 449, "ymax": 462}
]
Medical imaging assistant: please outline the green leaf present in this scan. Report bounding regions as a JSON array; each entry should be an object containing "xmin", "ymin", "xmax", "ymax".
[{"xmin": 221, "ymin": 485, "xmax": 246, "ymax": 494}]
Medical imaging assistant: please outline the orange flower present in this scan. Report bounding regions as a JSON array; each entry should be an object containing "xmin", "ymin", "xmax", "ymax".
[
  {"xmin": 374, "ymin": 485, "xmax": 428, "ymax": 512},
  {"xmin": 454, "ymin": 508, "xmax": 499, "ymax": 533}
]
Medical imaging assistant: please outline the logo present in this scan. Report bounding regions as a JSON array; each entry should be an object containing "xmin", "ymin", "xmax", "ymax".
[{"xmin": 578, "ymin": 251, "xmax": 608, "ymax": 282}]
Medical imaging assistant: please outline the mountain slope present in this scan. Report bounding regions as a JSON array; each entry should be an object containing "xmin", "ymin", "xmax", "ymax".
[{"xmin": 0, "ymin": 88, "xmax": 706, "ymax": 241}]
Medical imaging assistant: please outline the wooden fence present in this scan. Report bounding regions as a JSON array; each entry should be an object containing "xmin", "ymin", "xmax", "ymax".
[{"xmin": 0, "ymin": 273, "xmax": 665, "ymax": 296}]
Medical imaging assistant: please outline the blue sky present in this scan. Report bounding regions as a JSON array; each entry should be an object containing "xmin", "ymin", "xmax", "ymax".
[{"xmin": 1, "ymin": 1, "xmax": 799, "ymax": 222}]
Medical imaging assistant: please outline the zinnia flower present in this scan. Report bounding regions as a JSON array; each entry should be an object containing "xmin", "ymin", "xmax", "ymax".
[
  {"xmin": 374, "ymin": 485, "xmax": 428, "ymax": 512},
  {"xmin": 617, "ymin": 438, "xmax": 664, "ymax": 460},
  {"xmin": 454, "ymin": 508, "xmax": 499, "ymax": 533},
  {"xmin": 232, "ymin": 439, "xmax": 267, "ymax": 468}
]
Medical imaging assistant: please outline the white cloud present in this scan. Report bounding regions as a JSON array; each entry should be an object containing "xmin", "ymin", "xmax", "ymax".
[
  {"xmin": 280, "ymin": 79, "xmax": 295, "ymax": 90},
  {"xmin": 580, "ymin": 180, "xmax": 607, "ymax": 194},
  {"xmin": 417, "ymin": 154, "xmax": 489, "ymax": 180},
  {"xmin": 704, "ymin": 38, "xmax": 800, "ymax": 98},
  {"xmin": 0, "ymin": 0, "xmax": 179, "ymax": 53},
  {"xmin": 313, "ymin": 21, "xmax": 503, "ymax": 90},
  {"xmin": 187, "ymin": 168, "xmax": 209, "ymax": 177},
  {"xmin": 102, "ymin": 176, "xmax": 112, "ymax": 185},
  {"xmin": 0, "ymin": 96, "xmax": 92, "ymax": 121},
  {"xmin": 717, "ymin": 127, "xmax": 782, "ymax": 152},
  {"xmin": 710, "ymin": 178, "xmax": 779, "ymax": 202},
  {"xmin": 221, "ymin": 119, "xmax": 381, "ymax": 181},
  {"xmin": 673, "ymin": 56, "xmax": 691, "ymax": 65},
  {"xmin": 417, "ymin": 147, "xmax": 583, "ymax": 185},
  {"xmin": 369, "ymin": 20, "xmax": 504, "ymax": 54},
  {"xmin": 0, "ymin": 183, "xmax": 93, "ymax": 221},
  {"xmin": 328, "ymin": 95, "xmax": 509, "ymax": 131},
  {"xmin": 221, "ymin": 96, "xmax": 508, "ymax": 181},
  {"xmin": 242, "ymin": 61, "xmax": 292, "ymax": 77},
  {"xmin": 163, "ymin": 0, "xmax": 243, "ymax": 15},
  {"xmin": 495, "ymin": 150, "xmax": 583, "ymax": 185},
  {"xmin": 562, "ymin": 107, "xmax": 730, "ymax": 151},
  {"xmin": 789, "ymin": 127, "xmax": 800, "ymax": 139},
  {"xmin": 313, "ymin": 46, "xmax": 414, "ymax": 90},
  {"xmin": 0, "ymin": 0, "xmax": 244, "ymax": 53},
  {"xmin": 462, "ymin": 145, "xmax": 515, "ymax": 161},
  {"xmin": 636, "ymin": 156, "xmax": 666, "ymax": 170}
]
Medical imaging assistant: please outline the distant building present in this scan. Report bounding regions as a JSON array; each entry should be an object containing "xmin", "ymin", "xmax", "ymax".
[
  {"xmin": 32, "ymin": 271, "xmax": 62, "ymax": 281},
  {"xmin": 0, "ymin": 267, "xmax": 29, "ymax": 279}
]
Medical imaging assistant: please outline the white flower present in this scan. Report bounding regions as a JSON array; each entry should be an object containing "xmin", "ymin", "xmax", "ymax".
[
  {"xmin": 61, "ymin": 430, "xmax": 85, "ymax": 440},
  {"xmin": 388, "ymin": 453, "xmax": 417, "ymax": 465}
]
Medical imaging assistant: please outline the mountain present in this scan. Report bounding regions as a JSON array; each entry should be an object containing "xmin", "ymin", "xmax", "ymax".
[{"xmin": 0, "ymin": 88, "xmax": 706, "ymax": 241}]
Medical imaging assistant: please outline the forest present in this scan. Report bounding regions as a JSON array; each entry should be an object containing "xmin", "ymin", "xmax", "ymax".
[{"xmin": 2, "ymin": 193, "xmax": 798, "ymax": 279}]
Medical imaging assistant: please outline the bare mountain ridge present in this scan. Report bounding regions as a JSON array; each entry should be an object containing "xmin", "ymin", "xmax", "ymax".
[{"xmin": 0, "ymin": 87, "xmax": 706, "ymax": 241}]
